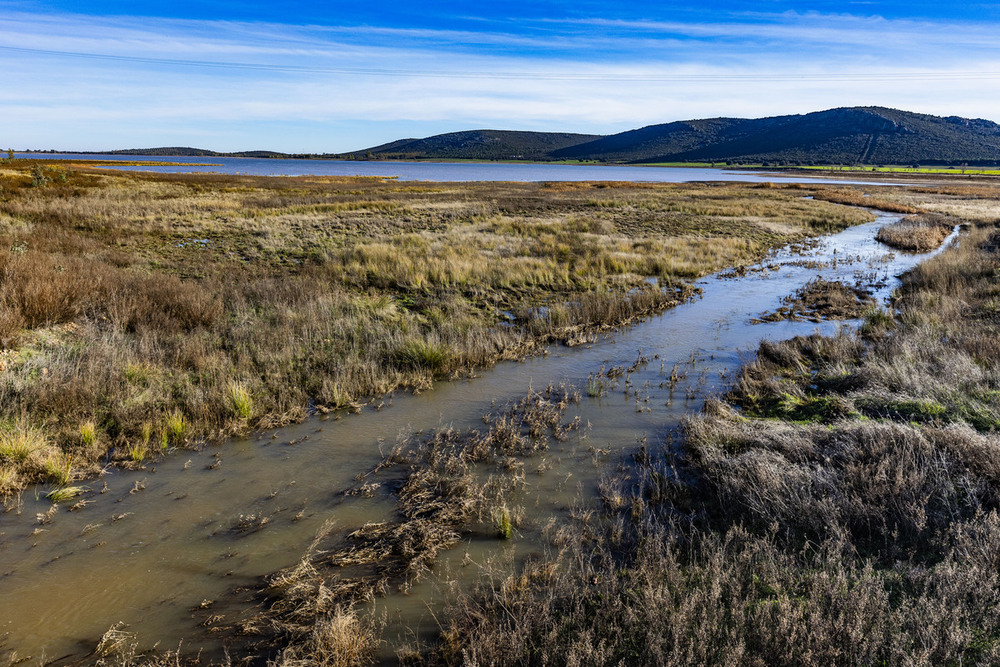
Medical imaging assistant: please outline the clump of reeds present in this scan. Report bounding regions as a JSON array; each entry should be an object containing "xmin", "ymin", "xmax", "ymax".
[
  {"xmin": 492, "ymin": 505, "xmax": 513, "ymax": 540},
  {"xmin": 79, "ymin": 420, "xmax": 97, "ymax": 449},
  {"xmin": 227, "ymin": 381, "xmax": 254, "ymax": 421},
  {"xmin": 0, "ymin": 420, "xmax": 68, "ymax": 488},
  {"xmin": 876, "ymin": 212, "xmax": 956, "ymax": 251},
  {"xmin": 165, "ymin": 410, "xmax": 187, "ymax": 446},
  {"xmin": 46, "ymin": 485, "xmax": 84, "ymax": 503},
  {"xmin": 272, "ymin": 606, "xmax": 381, "ymax": 667}
]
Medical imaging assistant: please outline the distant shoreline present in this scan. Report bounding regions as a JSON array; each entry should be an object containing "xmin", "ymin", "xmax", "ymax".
[{"xmin": 12, "ymin": 152, "xmax": 1000, "ymax": 177}]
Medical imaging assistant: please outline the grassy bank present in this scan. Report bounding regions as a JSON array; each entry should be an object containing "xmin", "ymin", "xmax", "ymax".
[
  {"xmin": 802, "ymin": 165, "xmax": 1000, "ymax": 176},
  {"xmin": 0, "ymin": 164, "xmax": 883, "ymax": 495},
  {"xmin": 421, "ymin": 217, "xmax": 1000, "ymax": 665}
]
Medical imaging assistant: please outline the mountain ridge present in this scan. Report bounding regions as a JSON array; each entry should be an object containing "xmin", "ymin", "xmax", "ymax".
[
  {"xmin": 91, "ymin": 107, "xmax": 1000, "ymax": 166},
  {"xmin": 345, "ymin": 107, "xmax": 1000, "ymax": 165}
]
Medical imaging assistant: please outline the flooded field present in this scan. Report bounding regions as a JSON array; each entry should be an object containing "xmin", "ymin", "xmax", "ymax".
[{"xmin": 0, "ymin": 214, "xmax": 959, "ymax": 663}]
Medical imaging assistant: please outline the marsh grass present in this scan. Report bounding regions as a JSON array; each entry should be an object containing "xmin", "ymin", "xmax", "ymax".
[
  {"xmin": 140, "ymin": 421, "xmax": 153, "ymax": 450},
  {"xmin": 492, "ymin": 505, "xmax": 513, "ymax": 540},
  {"xmin": 165, "ymin": 411, "xmax": 187, "ymax": 446},
  {"xmin": 79, "ymin": 420, "xmax": 97, "ymax": 449},
  {"xmin": 410, "ymin": 216, "xmax": 1000, "ymax": 666},
  {"xmin": 244, "ymin": 384, "xmax": 581, "ymax": 664},
  {"xmin": 756, "ymin": 278, "xmax": 876, "ymax": 322},
  {"xmin": 876, "ymin": 212, "xmax": 956, "ymax": 251},
  {"xmin": 227, "ymin": 381, "xmax": 254, "ymax": 421},
  {"xmin": 0, "ymin": 164, "xmax": 889, "ymax": 494},
  {"xmin": 392, "ymin": 339, "xmax": 451, "ymax": 373},
  {"xmin": 46, "ymin": 485, "xmax": 83, "ymax": 503},
  {"xmin": 53, "ymin": 179, "xmax": 1000, "ymax": 666},
  {"xmin": 127, "ymin": 443, "xmax": 146, "ymax": 464},
  {"xmin": 0, "ymin": 420, "xmax": 68, "ymax": 488},
  {"xmin": 44, "ymin": 454, "xmax": 72, "ymax": 485},
  {"xmin": 811, "ymin": 186, "xmax": 920, "ymax": 213},
  {"xmin": 272, "ymin": 606, "xmax": 381, "ymax": 667},
  {"xmin": 0, "ymin": 421, "xmax": 45, "ymax": 463}
]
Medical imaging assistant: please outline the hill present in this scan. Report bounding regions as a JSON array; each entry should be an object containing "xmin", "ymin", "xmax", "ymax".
[
  {"xmin": 350, "ymin": 108, "xmax": 1000, "ymax": 166},
  {"xmin": 101, "ymin": 108, "xmax": 1000, "ymax": 166},
  {"xmin": 339, "ymin": 130, "xmax": 602, "ymax": 161},
  {"xmin": 106, "ymin": 147, "xmax": 289, "ymax": 158}
]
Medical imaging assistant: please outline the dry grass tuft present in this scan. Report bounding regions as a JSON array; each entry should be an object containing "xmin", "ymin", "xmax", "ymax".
[
  {"xmin": 273, "ymin": 607, "xmax": 380, "ymax": 667},
  {"xmin": 876, "ymin": 212, "xmax": 956, "ymax": 251}
]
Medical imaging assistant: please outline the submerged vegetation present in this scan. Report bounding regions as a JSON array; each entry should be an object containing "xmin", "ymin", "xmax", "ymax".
[
  {"xmin": 245, "ymin": 384, "xmax": 582, "ymax": 666},
  {"xmin": 754, "ymin": 277, "xmax": 877, "ymax": 323},
  {"xmin": 0, "ymin": 162, "xmax": 881, "ymax": 494}
]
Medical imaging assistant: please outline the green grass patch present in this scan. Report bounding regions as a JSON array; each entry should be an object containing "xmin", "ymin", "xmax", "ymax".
[
  {"xmin": 392, "ymin": 339, "xmax": 452, "ymax": 373},
  {"xmin": 746, "ymin": 392, "xmax": 854, "ymax": 423},
  {"xmin": 46, "ymin": 486, "xmax": 84, "ymax": 503},
  {"xmin": 228, "ymin": 381, "xmax": 254, "ymax": 421},
  {"xmin": 800, "ymin": 165, "xmax": 1000, "ymax": 176},
  {"xmin": 856, "ymin": 397, "xmax": 948, "ymax": 423}
]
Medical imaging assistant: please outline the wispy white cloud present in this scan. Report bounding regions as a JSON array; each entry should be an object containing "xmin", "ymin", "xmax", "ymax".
[
  {"xmin": 2, "ymin": 8, "xmax": 1000, "ymax": 151},
  {"xmin": 562, "ymin": 13, "xmax": 1000, "ymax": 56}
]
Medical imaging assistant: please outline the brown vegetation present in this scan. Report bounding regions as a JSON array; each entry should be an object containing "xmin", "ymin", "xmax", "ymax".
[
  {"xmin": 413, "ymin": 220, "xmax": 1000, "ymax": 664},
  {"xmin": 0, "ymin": 163, "xmax": 875, "ymax": 495},
  {"xmin": 754, "ymin": 278, "xmax": 876, "ymax": 322},
  {"xmin": 875, "ymin": 212, "xmax": 956, "ymax": 251},
  {"xmin": 46, "ymin": 176, "xmax": 1000, "ymax": 666},
  {"xmin": 240, "ymin": 384, "xmax": 581, "ymax": 665},
  {"xmin": 810, "ymin": 185, "xmax": 920, "ymax": 213}
]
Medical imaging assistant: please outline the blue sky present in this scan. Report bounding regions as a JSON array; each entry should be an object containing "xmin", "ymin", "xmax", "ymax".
[{"xmin": 3, "ymin": 1, "xmax": 1000, "ymax": 152}]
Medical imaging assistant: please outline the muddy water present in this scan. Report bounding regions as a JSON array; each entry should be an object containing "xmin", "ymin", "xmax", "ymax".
[{"xmin": 0, "ymin": 214, "xmax": 958, "ymax": 663}]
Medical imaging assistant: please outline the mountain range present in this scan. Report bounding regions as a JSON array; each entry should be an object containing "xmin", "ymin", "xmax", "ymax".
[{"xmin": 106, "ymin": 107, "xmax": 1000, "ymax": 166}]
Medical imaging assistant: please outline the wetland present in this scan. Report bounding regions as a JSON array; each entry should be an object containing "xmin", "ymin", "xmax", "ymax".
[{"xmin": 0, "ymin": 161, "xmax": 998, "ymax": 665}]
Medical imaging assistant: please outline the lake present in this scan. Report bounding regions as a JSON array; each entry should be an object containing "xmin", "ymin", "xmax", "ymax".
[{"xmin": 15, "ymin": 153, "xmax": 896, "ymax": 185}]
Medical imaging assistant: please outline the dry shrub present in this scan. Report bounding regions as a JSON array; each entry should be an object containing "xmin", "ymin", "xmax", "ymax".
[
  {"xmin": 0, "ymin": 251, "xmax": 94, "ymax": 330},
  {"xmin": 273, "ymin": 607, "xmax": 379, "ymax": 667},
  {"xmin": 109, "ymin": 273, "xmax": 222, "ymax": 333}
]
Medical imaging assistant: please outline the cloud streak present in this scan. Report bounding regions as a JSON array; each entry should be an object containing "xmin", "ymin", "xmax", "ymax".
[{"xmin": 2, "ymin": 8, "xmax": 1000, "ymax": 151}]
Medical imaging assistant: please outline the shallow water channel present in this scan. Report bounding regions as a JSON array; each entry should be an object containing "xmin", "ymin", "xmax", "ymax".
[{"xmin": 0, "ymin": 214, "xmax": 958, "ymax": 663}]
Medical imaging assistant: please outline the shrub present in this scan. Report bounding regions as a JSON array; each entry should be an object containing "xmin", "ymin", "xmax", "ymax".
[{"xmin": 29, "ymin": 165, "xmax": 50, "ymax": 188}]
